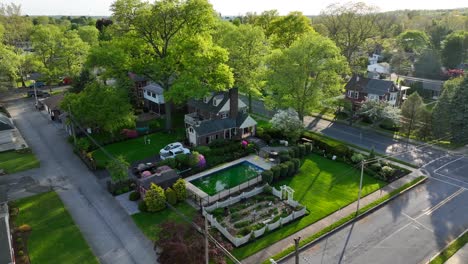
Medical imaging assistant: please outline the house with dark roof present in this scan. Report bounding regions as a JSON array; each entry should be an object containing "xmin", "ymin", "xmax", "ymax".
[
  {"xmin": 136, "ymin": 166, "xmax": 180, "ymax": 197},
  {"xmin": 345, "ymin": 75, "xmax": 402, "ymax": 108},
  {"xmin": 142, "ymin": 83, "xmax": 165, "ymax": 115},
  {"xmin": 184, "ymin": 88, "xmax": 257, "ymax": 146}
]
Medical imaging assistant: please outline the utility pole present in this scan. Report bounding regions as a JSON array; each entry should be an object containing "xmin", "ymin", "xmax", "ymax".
[
  {"xmin": 68, "ymin": 105, "xmax": 77, "ymax": 146},
  {"xmin": 205, "ymin": 216, "xmax": 209, "ymax": 264},
  {"xmin": 33, "ymin": 81, "xmax": 38, "ymax": 107},
  {"xmin": 294, "ymin": 236, "xmax": 301, "ymax": 264},
  {"xmin": 356, "ymin": 160, "xmax": 365, "ymax": 214}
]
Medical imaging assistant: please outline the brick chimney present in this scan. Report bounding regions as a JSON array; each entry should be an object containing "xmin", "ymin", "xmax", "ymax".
[{"xmin": 229, "ymin": 88, "xmax": 238, "ymax": 119}]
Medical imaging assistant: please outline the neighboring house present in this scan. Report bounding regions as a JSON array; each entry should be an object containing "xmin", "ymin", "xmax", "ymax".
[
  {"xmin": 345, "ymin": 75, "xmax": 402, "ymax": 108},
  {"xmin": 400, "ymin": 76, "xmax": 445, "ymax": 99},
  {"xmin": 0, "ymin": 113, "xmax": 27, "ymax": 152},
  {"xmin": 184, "ymin": 88, "xmax": 257, "ymax": 146},
  {"xmin": 136, "ymin": 166, "xmax": 180, "ymax": 198},
  {"xmin": 367, "ymin": 62, "xmax": 391, "ymax": 78},
  {"xmin": 0, "ymin": 187, "xmax": 14, "ymax": 264},
  {"xmin": 142, "ymin": 83, "xmax": 165, "ymax": 115},
  {"xmin": 41, "ymin": 94, "xmax": 64, "ymax": 121},
  {"xmin": 368, "ymin": 53, "xmax": 381, "ymax": 65},
  {"xmin": 128, "ymin": 73, "xmax": 148, "ymax": 107}
]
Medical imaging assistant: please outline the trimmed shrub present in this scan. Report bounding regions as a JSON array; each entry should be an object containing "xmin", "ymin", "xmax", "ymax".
[
  {"xmin": 298, "ymin": 144, "xmax": 306, "ymax": 157},
  {"xmin": 291, "ymin": 158, "xmax": 301, "ymax": 173},
  {"xmin": 193, "ymin": 145, "xmax": 211, "ymax": 156},
  {"xmin": 292, "ymin": 146, "xmax": 300, "ymax": 158},
  {"xmin": 370, "ymin": 163, "xmax": 382, "ymax": 173},
  {"xmin": 351, "ymin": 153, "xmax": 365, "ymax": 164},
  {"xmin": 165, "ymin": 187, "xmax": 177, "ymax": 205},
  {"xmin": 144, "ymin": 183, "xmax": 166, "ymax": 212},
  {"xmin": 18, "ymin": 224, "xmax": 31, "ymax": 232},
  {"xmin": 173, "ymin": 179, "xmax": 187, "ymax": 201},
  {"xmin": 304, "ymin": 143, "xmax": 312, "ymax": 154},
  {"xmin": 262, "ymin": 170, "xmax": 274, "ymax": 184},
  {"xmin": 18, "ymin": 250, "xmax": 24, "ymax": 256},
  {"xmin": 381, "ymin": 166, "xmax": 394, "ymax": 180},
  {"xmin": 129, "ymin": 191, "xmax": 140, "ymax": 201},
  {"xmin": 286, "ymin": 161, "xmax": 295, "ymax": 177},
  {"xmin": 158, "ymin": 157, "xmax": 177, "ymax": 169},
  {"xmin": 279, "ymin": 163, "xmax": 289, "ymax": 178},
  {"xmin": 279, "ymin": 151, "xmax": 291, "ymax": 162},
  {"xmin": 138, "ymin": 200, "xmax": 147, "ymax": 212},
  {"xmin": 175, "ymin": 154, "xmax": 191, "ymax": 169},
  {"xmin": 288, "ymin": 149, "xmax": 296, "ymax": 159},
  {"xmin": 263, "ymin": 184, "xmax": 272, "ymax": 194},
  {"xmin": 271, "ymin": 166, "xmax": 281, "ymax": 181}
]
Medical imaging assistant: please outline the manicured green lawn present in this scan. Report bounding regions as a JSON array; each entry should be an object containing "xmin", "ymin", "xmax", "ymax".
[
  {"xmin": 92, "ymin": 131, "xmax": 181, "ymax": 168},
  {"xmin": 232, "ymin": 153, "xmax": 386, "ymax": 259},
  {"xmin": 0, "ymin": 150, "xmax": 40, "ymax": 174},
  {"xmin": 13, "ymin": 192, "xmax": 97, "ymax": 264},
  {"xmin": 132, "ymin": 202, "xmax": 197, "ymax": 240},
  {"xmin": 430, "ymin": 231, "xmax": 468, "ymax": 264}
]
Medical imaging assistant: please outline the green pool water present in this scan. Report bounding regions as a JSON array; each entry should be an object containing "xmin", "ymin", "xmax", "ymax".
[{"xmin": 190, "ymin": 161, "xmax": 264, "ymax": 196}]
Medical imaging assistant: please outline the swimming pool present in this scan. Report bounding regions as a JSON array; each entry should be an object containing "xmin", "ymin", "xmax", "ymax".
[{"xmin": 189, "ymin": 161, "xmax": 264, "ymax": 196}]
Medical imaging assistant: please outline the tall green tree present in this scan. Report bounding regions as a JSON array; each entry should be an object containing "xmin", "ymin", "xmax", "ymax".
[
  {"xmin": 0, "ymin": 43, "xmax": 20, "ymax": 90},
  {"xmin": 414, "ymin": 49, "xmax": 442, "ymax": 79},
  {"xmin": 0, "ymin": 3, "xmax": 33, "ymax": 46},
  {"xmin": 110, "ymin": 0, "xmax": 233, "ymax": 130},
  {"xmin": 106, "ymin": 155, "xmax": 129, "ymax": 182},
  {"xmin": 268, "ymin": 11, "xmax": 313, "ymax": 49},
  {"xmin": 61, "ymin": 82, "xmax": 135, "ymax": 135},
  {"xmin": 320, "ymin": 2, "xmax": 378, "ymax": 67},
  {"xmin": 215, "ymin": 22, "xmax": 269, "ymax": 112},
  {"xmin": 30, "ymin": 25, "xmax": 65, "ymax": 84},
  {"xmin": 397, "ymin": 30, "xmax": 430, "ymax": 53},
  {"xmin": 448, "ymin": 77, "xmax": 468, "ymax": 144},
  {"xmin": 77, "ymin": 25, "xmax": 100, "ymax": 46},
  {"xmin": 441, "ymin": 31, "xmax": 468, "ymax": 68},
  {"xmin": 266, "ymin": 32, "xmax": 349, "ymax": 121},
  {"xmin": 400, "ymin": 92, "xmax": 424, "ymax": 137},
  {"xmin": 60, "ymin": 30, "xmax": 90, "ymax": 77},
  {"xmin": 432, "ymin": 77, "xmax": 462, "ymax": 138}
]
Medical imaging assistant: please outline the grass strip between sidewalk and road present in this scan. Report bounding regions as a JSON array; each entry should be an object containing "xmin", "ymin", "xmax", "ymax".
[
  {"xmin": 262, "ymin": 175, "xmax": 427, "ymax": 264},
  {"xmin": 429, "ymin": 230, "xmax": 468, "ymax": 264},
  {"xmin": 0, "ymin": 149, "xmax": 40, "ymax": 174}
]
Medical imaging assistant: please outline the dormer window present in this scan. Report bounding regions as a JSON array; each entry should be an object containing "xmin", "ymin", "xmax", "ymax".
[
  {"xmin": 203, "ymin": 96, "xmax": 209, "ymax": 103},
  {"xmin": 213, "ymin": 95, "xmax": 224, "ymax": 106}
]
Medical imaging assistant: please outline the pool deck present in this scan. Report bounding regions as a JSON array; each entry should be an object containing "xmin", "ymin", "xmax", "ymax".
[{"xmin": 185, "ymin": 155, "xmax": 273, "ymax": 203}]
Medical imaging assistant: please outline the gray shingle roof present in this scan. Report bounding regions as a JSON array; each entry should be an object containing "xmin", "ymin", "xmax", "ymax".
[
  {"xmin": 346, "ymin": 75, "xmax": 398, "ymax": 96},
  {"xmin": 138, "ymin": 169, "xmax": 180, "ymax": 190},
  {"xmin": 0, "ymin": 113, "xmax": 14, "ymax": 131},
  {"xmin": 143, "ymin": 83, "xmax": 164, "ymax": 94},
  {"xmin": 41, "ymin": 94, "xmax": 64, "ymax": 111},
  {"xmin": 187, "ymin": 91, "xmax": 229, "ymax": 114},
  {"xmin": 193, "ymin": 117, "xmax": 236, "ymax": 135}
]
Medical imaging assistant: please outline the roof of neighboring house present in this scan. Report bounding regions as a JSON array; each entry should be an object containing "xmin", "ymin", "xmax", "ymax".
[
  {"xmin": 128, "ymin": 72, "xmax": 147, "ymax": 82},
  {"xmin": 0, "ymin": 113, "xmax": 14, "ymax": 131},
  {"xmin": 137, "ymin": 167, "xmax": 180, "ymax": 190},
  {"xmin": 345, "ymin": 75, "xmax": 399, "ymax": 96},
  {"xmin": 41, "ymin": 94, "xmax": 65, "ymax": 111},
  {"xmin": 142, "ymin": 83, "xmax": 164, "ymax": 95},
  {"xmin": 191, "ymin": 112, "xmax": 257, "ymax": 136},
  {"xmin": 187, "ymin": 92, "xmax": 230, "ymax": 113}
]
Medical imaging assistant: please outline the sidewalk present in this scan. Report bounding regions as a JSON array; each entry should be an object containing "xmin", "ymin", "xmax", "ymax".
[
  {"xmin": 242, "ymin": 170, "xmax": 421, "ymax": 264},
  {"xmin": 445, "ymin": 243, "xmax": 468, "ymax": 264}
]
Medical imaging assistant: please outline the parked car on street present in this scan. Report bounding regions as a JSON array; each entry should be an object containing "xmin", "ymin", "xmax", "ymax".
[
  {"xmin": 28, "ymin": 81, "xmax": 45, "ymax": 88},
  {"xmin": 27, "ymin": 90, "xmax": 50, "ymax": 98}
]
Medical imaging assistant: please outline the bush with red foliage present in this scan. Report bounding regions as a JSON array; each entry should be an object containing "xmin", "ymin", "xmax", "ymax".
[{"xmin": 155, "ymin": 216, "xmax": 233, "ymax": 264}]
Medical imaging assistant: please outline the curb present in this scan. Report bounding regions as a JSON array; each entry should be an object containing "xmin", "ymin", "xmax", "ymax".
[
  {"xmin": 425, "ymin": 228, "xmax": 468, "ymax": 264},
  {"xmin": 274, "ymin": 176, "xmax": 428, "ymax": 263}
]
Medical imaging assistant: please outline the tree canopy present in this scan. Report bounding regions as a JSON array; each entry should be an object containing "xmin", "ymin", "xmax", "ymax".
[
  {"xmin": 266, "ymin": 32, "xmax": 349, "ymax": 121},
  {"xmin": 110, "ymin": 0, "xmax": 234, "ymax": 130},
  {"xmin": 397, "ymin": 30, "xmax": 430, "ymax": 53},
  {"xmin": 441, "ymin": 31, "xmax": 468, "ymax": 69},
  {"xmin": 61, "ymin": 82, "xmax": 135, "ymax": 134}
]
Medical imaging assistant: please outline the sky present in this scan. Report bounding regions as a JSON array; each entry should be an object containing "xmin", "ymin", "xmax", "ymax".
[{"xmin": 4, "ymin": 0, "xmax": 467, "ymax": 16}]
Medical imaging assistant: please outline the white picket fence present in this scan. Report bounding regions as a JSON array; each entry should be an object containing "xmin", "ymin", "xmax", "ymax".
[{"xmin": 203, "ymin": 184, "xmax": 308, "ymax": 247}]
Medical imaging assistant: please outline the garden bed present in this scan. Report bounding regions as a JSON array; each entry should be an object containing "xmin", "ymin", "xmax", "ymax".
[{"xmin": 204, "ymin": 185, "xmax": 307, "ymax": 247}]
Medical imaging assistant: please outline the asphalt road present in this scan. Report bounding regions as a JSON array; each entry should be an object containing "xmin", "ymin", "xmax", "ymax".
[
  {"xmin": 2, "ymin": 98, "xmax": 157, "ymax": 264},
  {"xmin": 278, "ymin": 117, "xmax": 468, "ymax": 264}
]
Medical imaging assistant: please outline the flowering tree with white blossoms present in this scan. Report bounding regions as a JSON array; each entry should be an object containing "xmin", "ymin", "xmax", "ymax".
[{"xmin": 270, "ymin": 108, "xmax": 304, "ymax": 142}]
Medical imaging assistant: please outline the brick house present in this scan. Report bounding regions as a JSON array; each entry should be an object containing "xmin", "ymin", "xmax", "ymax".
[
  {"xmin": 345, "ymin": 75, "xmax": 403, "ymax": 108},
  {"xmin": 184, "ymin": 88, "xmax": 257, "ymax": 146}
]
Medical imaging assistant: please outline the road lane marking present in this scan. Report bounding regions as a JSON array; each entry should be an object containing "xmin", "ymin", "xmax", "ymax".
[
  {"xmin": 422, "ymin": 154, "xmax": 452, "ymax": 168},
  {"xmin": 433, "ymin": 156, "xmax": 466, "ymax": 174},
  {"xmin": 434, "ymin": 171, "xmax": 468, "ymax": 185},
  {"xmin": 402, "ymin": 212, "xmax": 434, "ymax": 233},
  {"xmin": 416, "ymin": 188, "xmax": 465, "ymax": 218},
  {"xmin": 375, "ymin": 222, "xmax": 413, "ymax": 247},
  {"xmin": 428, "ymin": 176, "xmax": 467, "ymax": 189}
]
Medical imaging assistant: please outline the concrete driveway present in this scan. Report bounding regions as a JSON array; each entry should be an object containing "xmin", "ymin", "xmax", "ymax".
[{"xmin": 3, "ymin": 98, "xmax": 157, "ymax": 264}]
